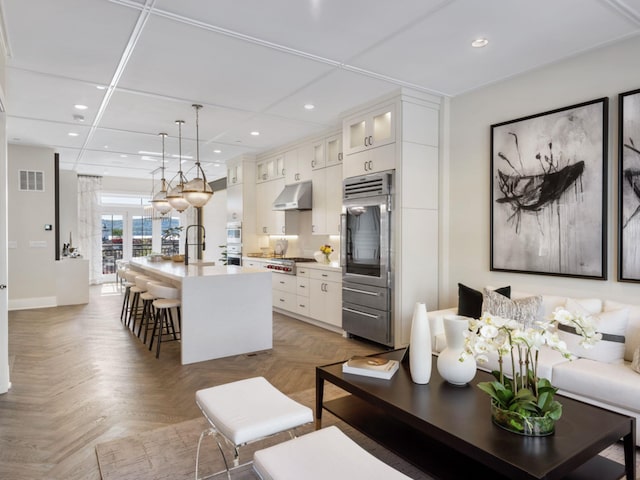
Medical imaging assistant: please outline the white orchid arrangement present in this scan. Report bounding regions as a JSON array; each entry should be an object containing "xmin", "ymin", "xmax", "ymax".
[{"xmin": 463, "ymin": 307, "xmax": 601, "ymax": 422}]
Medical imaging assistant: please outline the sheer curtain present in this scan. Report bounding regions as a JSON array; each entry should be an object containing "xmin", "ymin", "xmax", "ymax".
[{"xmin": 77, "ymin": 175, "xmax": 103, "ymax": 284}]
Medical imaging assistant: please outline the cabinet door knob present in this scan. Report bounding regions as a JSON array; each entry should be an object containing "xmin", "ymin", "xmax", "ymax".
[
  {"xmin": 338, "ymin": 152, "xmax": 343, "ymax": 161},
  {"xmin": 368, "ymin": 135, "xmax": 373, "ymax": 146},
  {"xmin": 364, "ymin": 136, "xmax": 368, "ymax": 147},
  {"xmin": 0, "ymin": 284, "xmax": 6, "ymax": 289}
]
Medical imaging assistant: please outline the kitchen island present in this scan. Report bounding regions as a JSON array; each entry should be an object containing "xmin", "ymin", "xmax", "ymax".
[{"xmin": 130, "ymin": 258, "xmax": 272, "ymax": 365}]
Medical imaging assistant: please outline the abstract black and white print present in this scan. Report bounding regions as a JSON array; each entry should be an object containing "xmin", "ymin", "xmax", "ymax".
[
  {"xmin": 491, "ymin": 98, "xmax": 607, "ymax": 279},
  {"xmin": 619, "ymin": 89, "xmax": 640, "ymax": 282}
]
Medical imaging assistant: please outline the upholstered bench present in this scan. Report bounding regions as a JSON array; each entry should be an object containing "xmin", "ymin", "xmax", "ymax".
[
  {"xmin": 194, "ymin": 377, "xmax": 313, "ymax": 480},
  {"xmin": 253, "ymin": 425, "xmax": 412, "ymax": 480}
]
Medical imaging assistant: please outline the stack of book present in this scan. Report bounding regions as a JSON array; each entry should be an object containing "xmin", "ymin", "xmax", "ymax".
[{"xmin": 342, "ymin": 356, "xmax": 399, "ymax": 380}]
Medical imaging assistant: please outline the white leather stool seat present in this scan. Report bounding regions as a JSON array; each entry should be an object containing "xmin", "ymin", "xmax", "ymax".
[
  {"xmin": 253, "ymin": 425, "xmax": 412, "ymax": 480},
  {"xmin": 152, "ymin": 298, "xmax": 181, "ymax": 309},
  {"xmin": 195, "ymin": 377, "xmax": 312, "ymax": 446}
]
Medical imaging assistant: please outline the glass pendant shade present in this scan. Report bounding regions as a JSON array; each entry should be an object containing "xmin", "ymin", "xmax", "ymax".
[
  {"xmin": 166, "ymin": 182, "xmax": 190, "ymax": 212},
  {"xmin": 151, "ymin": 181, "xmax": 172, "ymax": 215},
  {"xmin": 183, "ymin": 176, "xmax": 213, "ymax": 208}
]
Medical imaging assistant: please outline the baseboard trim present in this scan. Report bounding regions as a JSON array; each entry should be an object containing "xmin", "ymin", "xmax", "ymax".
[{"xmin": 9, "ymin": 296, "xmax": 57, "ymax": 311}]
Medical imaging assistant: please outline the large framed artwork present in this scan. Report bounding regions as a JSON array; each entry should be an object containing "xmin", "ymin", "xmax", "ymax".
[
  {"xmin": 490, "ymin": 98, "xmax": 608, "ymax": 279},
  {"xmin": 619, "ymin": 88, "xmax": 640, "ymax": 282}
]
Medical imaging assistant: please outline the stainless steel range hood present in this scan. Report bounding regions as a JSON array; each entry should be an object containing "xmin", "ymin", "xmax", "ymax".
[{"xmin": 273, "ymin": 181, "xmax": 312, "ymax": 211}]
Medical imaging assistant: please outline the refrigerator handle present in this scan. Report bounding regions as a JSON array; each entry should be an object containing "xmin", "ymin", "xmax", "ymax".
[{"xmin": 340, "ymin": 213, "xmax": 347, "ymax": 269}]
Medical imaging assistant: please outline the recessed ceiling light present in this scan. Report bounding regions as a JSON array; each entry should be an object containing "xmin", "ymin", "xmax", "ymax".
[
  {"xmin": 73, "ymin": 114, "xmax": 85, "ymax": 122},
  {"xmin": 213, "ymin": 149, "xmax": 222, "ymax": 154},
  {"xmin": 96, "ymin": 85, "xmax": 107, "ymax": 90},
  {"xmin": 250, "ymin": 131, "xmax": 260, "ymax": 136},
  {"xmin": 68, "ymin": 132, "xmax": 79, "ymax": 137},
  {"xmin": 304, "ymin": 103, "xmax": 315, "ymax": 110},
  {"xmin": 471, "ymin": 37, "xmax": 489, "ymax": 48},
  {"xmin": 103, "ymin": 145, "xmax": 109, "ymax": 149},
  {"xmin": 138, "ymin": 150, "xmax": 161, "ymax": 156},
  {"xmin": 74, "ymin": 104, "xmax": 88, "ymax": 110},
  {"xmin": 120, "ymin": 154, "xmax": 128, "ymax": 158}
]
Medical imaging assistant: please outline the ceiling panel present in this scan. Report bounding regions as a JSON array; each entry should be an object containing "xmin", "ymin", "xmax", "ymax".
[
  {"xmin": 118, "ymin": 14, "xmax": 336, "ymax": 113},
  {"xmin": 263, "ymin": 68, "xmax": 402, "ymax": 126},
  {"xmin": 4, "ymin": 0, "xmax": 139, "ymax": 83},
  {"xmin": 99, "ymin": 90, "xmax": 256, "ymax": 141},
  {"xmin": 6, "ymin": 69, "xmax": 105, "ymax": 125},
  {"xmin": 152, "ymin": 0, "xmax": 453, "ymax": 63},
  {"xmin": 8, "ymin": 117, "xmax": 90, "ymax": 150},
  {"xmin": 349, "ymin": 0, "xmax": 640, "ymax": 96}
]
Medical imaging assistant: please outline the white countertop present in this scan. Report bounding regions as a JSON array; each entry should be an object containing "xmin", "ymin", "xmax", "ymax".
[
  {"xmin": 242, "ymin": 256, "xmax": 341, "ymax": 272},
  {"xmin": 131, "ymin": 257, "xmax": 270, "ymax": 282}
]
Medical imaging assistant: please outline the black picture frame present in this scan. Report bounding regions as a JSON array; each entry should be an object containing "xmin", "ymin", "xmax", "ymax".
[
  {"xmin": 618, "ymin": 88, "xmax": 640, "ymax": 282},
  {"xmin": 490, "ymin": 98, "xmax": 608, "ymax": 279}
]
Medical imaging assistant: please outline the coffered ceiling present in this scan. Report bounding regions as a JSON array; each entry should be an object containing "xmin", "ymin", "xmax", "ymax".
[{"xmin": 2, "ymin": 0, "xmax": 640, "ymax": 181}]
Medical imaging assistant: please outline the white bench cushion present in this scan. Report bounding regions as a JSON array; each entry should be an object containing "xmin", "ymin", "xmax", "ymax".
[
  {"xmin": 253, "ymin": 426, "xmax": 412, "ymax": 480},
  {"xmin": 195, "ymin": 377, "xmax": 313, "ymax": 445}
]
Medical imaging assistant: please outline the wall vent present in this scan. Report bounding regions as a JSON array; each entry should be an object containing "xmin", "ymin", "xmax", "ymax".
[{"xmin": 19, "ymin": 170, "xmax": 45, "ymax": 192}]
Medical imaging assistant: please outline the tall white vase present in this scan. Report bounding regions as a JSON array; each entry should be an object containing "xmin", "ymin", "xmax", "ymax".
[
  {"xmin": 437, "ymin": 315, "xmax": 476, "ymax": 385},
  {"xmin": 409, "ymin": 302, "xmax": 432, "ymax": 384}
]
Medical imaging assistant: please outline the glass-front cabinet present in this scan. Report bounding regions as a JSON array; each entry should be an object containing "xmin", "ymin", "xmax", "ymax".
[{"xmin": 343, "ymin": 103, "xmax": 395, "ymax": 156}]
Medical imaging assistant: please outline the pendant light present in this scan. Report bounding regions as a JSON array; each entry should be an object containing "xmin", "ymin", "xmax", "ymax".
[
  {"xmin": 183, "ymin": 104, "xmax": 213, "ymax": 207},
  {"xmin": 166, "ymin": 119, "xmax": 191, "ymax": 213},
  {"xmin": 150, "ymin": 132, "xmax": 172, "ymax": 216}
]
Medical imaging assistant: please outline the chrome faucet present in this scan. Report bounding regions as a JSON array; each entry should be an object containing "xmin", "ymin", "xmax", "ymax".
[{"xmin": 184, "ymin": 224, "xmax": 206, "ymax": 266}]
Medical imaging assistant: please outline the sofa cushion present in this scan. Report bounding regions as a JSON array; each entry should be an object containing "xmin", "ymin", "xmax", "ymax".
[
  {"xmin": 553, "ymin": 359, "xmax": 640, "ymax": 413},
  {"xmin": 481, "ymin": 289, "xmax": 542, "ymax": 328},
  {"xmin": 557, "ymin": 308, "xmax": 629, "ymax": 364},
  {"xmin": 633, "ymin": 347, "xmax": 640, "ymax": 374},
  {"xmin": 604, "ymin": 300, "xmax": 640, "ymax": 362},
  {"xmin": 558, "ymin": 304, "xmax": 629, "ymax": 364},
  {"xmin": 564, "ymin": 297, "xmax": 603, "ymax": 315},
  {"xmin": 457, "ymin": 283, "xmax": 510, "ymax": 319}
]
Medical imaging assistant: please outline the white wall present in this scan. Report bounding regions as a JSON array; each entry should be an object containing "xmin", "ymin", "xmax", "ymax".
[
  {"xmin": 7, "ymin": 144, "xmax": 57, "ymax": 309},
  {"xmin": 445, "ymin": 35, "xmax": 640, "ymax": 308}
]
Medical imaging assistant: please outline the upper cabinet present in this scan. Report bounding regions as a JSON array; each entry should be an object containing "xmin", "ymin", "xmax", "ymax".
[
  {"xmin": 325, "ymin": 134, "xmax": 343, "ymax": 167},
  {"xmin": 285, "ymin": 147, "xmax": 312, "ymax": 184},
  {"xmin": 309, "ymin": 140, "xmax": 326, "ymax": 171},
  {"xmin": 343, "ymin": 103, "xmax": 395, "ymax": 156},
  {"xmin": 256, "ymin": 154, "xmax": 284, "ymax": 183},
  {"xmin": 227, "ymin": 162, "xmax": 243, "ymax": 185}
]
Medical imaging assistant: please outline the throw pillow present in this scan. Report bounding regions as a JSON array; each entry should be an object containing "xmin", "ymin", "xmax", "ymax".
[
  {"xmin": 557, "ymin": 308, "xmax": 629, "ymax": 364},
  {"xmin": 564, "ymin": 297, "xmax": 603, "ymax": 316},
  {"xmin": 632, "ymin": 347, "xmax": 640, "ymax": 374},
  {"xmin": 481, "ymin": 288, "xmax": 542, "ymax": 328},
  {"xmin": 458, "ymin": 283, "xmax": 510, "ymax": 319}
]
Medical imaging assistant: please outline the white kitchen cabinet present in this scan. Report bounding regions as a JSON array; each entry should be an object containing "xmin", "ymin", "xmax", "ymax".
[
  {"xmin": 284, "ymin": 147, "xmax": 312, "ymax": 185},
  {"xmin": 256, "ymin": 178, "xmax": 285, "ymax": 234},
  {"xmin": 295, "ymin": 266, "xmax": 310, "ymax": 316},
  {"xmin": 308, "ymin": 268, "xmax": 342, "ymax": 327},
  {"xmin": 311, "ymin": 163, "xmax": 342, "ymax": 235},
  {"xmin": 272, "ymin": 272, "xmax": 297, "ymax": 312},
  {"xmin": 243, "ymin": 258, "xmax": 267, "ymax": 269},
  {"xmin": 256, "ymin": 154, "xmax": 284, "ymax": 183},
  {"xmin": 341, "ymin": 143, "xmax": 395, "ymax": 178},
  {"xmin": 309, "ymin": 140, "xmax": 326, "ymax": 171},
  {"xmin": 325, "ymin": 134, "xmax": 343, "ymax": 166},
  {"xmin": 343, "ymin": 103, "xmax": 395, "ymax": 156},
  {"xmin": 227, "ymin": 183, "xmax": 242, "ymax": 222},
  {"xmin": 227, "ymin": 162, "xmax": 243, "ymax": 185}
]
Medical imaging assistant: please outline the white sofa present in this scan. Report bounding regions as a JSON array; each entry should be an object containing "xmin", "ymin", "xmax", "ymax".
[{"xmin": 428, "ymin": 290, "xmax": 640, "ymax": 445}]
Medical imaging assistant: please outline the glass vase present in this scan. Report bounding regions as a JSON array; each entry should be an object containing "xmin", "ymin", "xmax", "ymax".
[{"xmin": 491, "ymin": 401, "xmax": 556, "ymax": 436}]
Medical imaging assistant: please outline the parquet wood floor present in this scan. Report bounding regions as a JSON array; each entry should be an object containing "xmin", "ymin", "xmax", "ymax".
[{"xmin": 0, "ymin": 283, "xmax": 385, "ymax": 479}]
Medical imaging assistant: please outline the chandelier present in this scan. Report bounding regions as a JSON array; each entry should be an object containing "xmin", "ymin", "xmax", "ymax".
[
  {"xmin": 166, "ymin": 119, "xmax": 191, "ymax": 213},
  {"xmin": 183, "ymin": 104, "xmax": 213, "ymax": 208},
  {"xmin": 150, "ymin": 132, "xmax": 172, "ymax": 215}
]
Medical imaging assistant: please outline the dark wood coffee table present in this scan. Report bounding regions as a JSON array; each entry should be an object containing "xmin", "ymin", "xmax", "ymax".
[{"xmin": 316, "ymin": 350, "xmax": 636, "ymax": 480}]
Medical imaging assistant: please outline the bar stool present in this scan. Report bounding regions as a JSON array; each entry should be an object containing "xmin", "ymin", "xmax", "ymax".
[
  {"xmin": 115, "ymin": 260, "xmax": 129, "ymax": 288},
  {"xmin": 120, "ymin": 270, "xmax": 138, "ymax": 324},
  {"xmin": 137, "ymin": 279, "xmax": 170, "ymax": 343},
  {"xmin": 127, "ymin": 274, "xmax": 152, "ymax": 331},
  {"xmin": 147, "ymin": 282, "xmax": 181, "ymax": 358}
]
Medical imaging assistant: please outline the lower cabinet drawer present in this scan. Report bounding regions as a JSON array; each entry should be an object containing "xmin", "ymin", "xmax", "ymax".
[
  {"xmin": 296, "ymin": 295, "xmax": 310, "ymax": 316},
  {"xmin": 272, "ymin": 290, "xmax": 296, "ymax": 312}
]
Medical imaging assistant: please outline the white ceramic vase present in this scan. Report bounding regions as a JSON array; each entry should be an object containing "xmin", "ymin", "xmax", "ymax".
[
  {"xmin": 436, "ymin": 315, "xmax": 476, "ymax": 385},
  {"xmin": 409, "ymin": 302, "xmax": 432, "ymax": 384}
]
